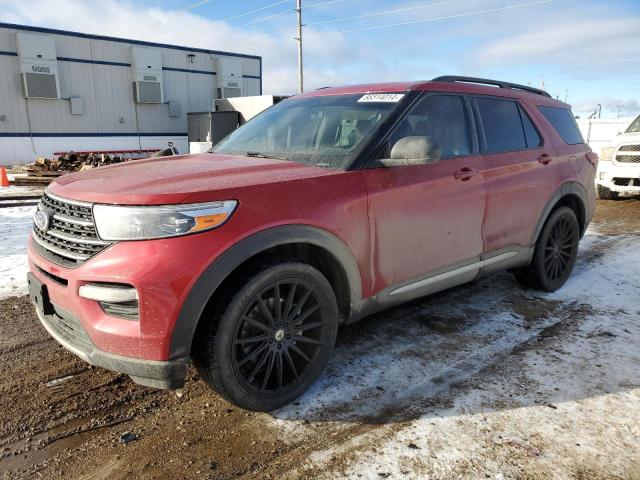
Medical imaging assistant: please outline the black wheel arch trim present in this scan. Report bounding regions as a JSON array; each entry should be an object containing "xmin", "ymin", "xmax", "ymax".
[
  {"xmin": 531, "ymin": 181, "xmax": 593, "ymax": 245},
  {"xmin": 169, "ymin": 224, "xmax": 363, "ymax": 359}
]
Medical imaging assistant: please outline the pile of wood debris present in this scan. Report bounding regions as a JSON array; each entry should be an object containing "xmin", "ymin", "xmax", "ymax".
[{"xmin": 25, "ymin": 152, "xmax": 125, "ymax": 176}]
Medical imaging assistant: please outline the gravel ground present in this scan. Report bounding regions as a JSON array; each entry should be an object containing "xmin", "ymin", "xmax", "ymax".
[{"xmin": 0, "ymin": 198, "xmax": 638, "ymax": 479}]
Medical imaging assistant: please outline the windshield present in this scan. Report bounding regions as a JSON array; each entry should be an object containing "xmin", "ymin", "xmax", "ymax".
[
  {"xmin": 212, "ymin": 93, "xmax": 405, "ymax": 170},
  {"xmin": 625, "ymin": 114, "xmax": 640, "ymax": 133}
]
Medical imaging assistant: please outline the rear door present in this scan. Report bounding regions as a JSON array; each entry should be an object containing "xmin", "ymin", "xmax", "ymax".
[
  {"xmin": 474, "ymin": 96, "xmax": 557, "ymax": 251},
  {"xmin": 362, "ymin": 93, "xmax": 486, "ymax": 294}
]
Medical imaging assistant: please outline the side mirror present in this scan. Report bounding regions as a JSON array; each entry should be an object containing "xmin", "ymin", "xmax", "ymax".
[{"xmin": 380, "ymin": 136, "xmax": 442, "ymax": 167}]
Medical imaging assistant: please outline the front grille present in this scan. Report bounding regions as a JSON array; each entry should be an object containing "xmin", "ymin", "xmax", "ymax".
[
  {"xmin": 615, "ymin": 154, "xmax": 640, "ymax": 163},
  {"xmin": 32, "ymin": 192, "xmax": 112, "ymax": 267},
  {"xmin": 615, "ymin": 145, "xmax": 640, "ymax": 163},
  {"xmin": 618, "ymin": 144, "xmax": 640, "ymax": 152}
]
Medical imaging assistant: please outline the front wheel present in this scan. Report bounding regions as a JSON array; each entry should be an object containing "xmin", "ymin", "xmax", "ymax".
[
  {"xmin": 194, "ymin": 262, "xmax": 339, "ymax": 411},
  {"xmin": 513, "ymin": 207, "xmax": 580, "ymax": 292}
]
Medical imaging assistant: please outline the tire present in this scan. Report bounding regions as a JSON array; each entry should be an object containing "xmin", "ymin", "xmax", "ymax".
[
  {"xmin": 597, "ymin": 184, "xmax": 618, "ymax": 200},
  {"xmin": 513, "ymin": 207, "xmax": 580, "ymax": 292},
  {"xmin": 194, "ymin": 262, "xmax": 339, "ymax": 411}
]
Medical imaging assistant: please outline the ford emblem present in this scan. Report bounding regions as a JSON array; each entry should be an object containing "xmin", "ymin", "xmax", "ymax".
[{"xmin": 34, "ymin": 209, "xmax": 51, "ymax": 232}]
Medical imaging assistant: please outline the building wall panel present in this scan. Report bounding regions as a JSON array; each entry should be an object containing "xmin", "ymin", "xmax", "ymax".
[
  {"xmin": 0, "ymin": 23, "xmax": 261, "ymax": 165},
  {"xmin": 0, "ymin": 56, "xmax": 29, "ymax": 133}
]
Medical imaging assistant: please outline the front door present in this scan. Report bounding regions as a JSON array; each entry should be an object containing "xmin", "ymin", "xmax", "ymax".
[{"xmin": 362, "ymin": 93, "xmax": 486, "ymax": 294}]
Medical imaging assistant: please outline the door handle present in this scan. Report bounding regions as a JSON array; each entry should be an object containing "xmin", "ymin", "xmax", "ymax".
[
  {"xmin": 454, "ymin": 167, "xmax": 479, "ymax": 181},
  {"xmin": 538, "ymin": 154, "xmax": 552, "ymax": 165}
]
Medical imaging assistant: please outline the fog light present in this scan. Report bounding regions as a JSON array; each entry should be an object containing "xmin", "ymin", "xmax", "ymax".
[
  {"xmin": 599, "ymin": 173, "xmax": 605, "ymax": 180},
  {"xmin": 79, "ymin": 283, "xmax": 139, "ymax": 320}
]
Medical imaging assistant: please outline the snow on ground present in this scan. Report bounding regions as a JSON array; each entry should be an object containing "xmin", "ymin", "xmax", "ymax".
[
  {"xmin": 0, "ymin": 205, "xmax": 35, "ymax": 298},
  {"xmin": 0, "ymin": 198, "xmax": 638, "ymax": 478},
  {"xmin": 279, "ymin": 230, "xmax": 640, "ymax": 479},
  {"xmin": 0, "ymin": 182, "xmax": 44, "ymax": 198}
]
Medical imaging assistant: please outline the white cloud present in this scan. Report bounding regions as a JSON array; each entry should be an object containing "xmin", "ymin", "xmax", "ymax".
[
  {"xmin": 573, "ymin": 97, "xmax": 640, "ymax": 117},
  {"xmin": 0, "ymin": 0, "xmax": 356, "ymax": 94},
  {"xmin": 476, "ymin": 17, "xmax": 640, "ymax": 74}
]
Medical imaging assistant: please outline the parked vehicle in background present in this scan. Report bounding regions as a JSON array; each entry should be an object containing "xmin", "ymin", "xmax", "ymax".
[
  {"xmin": 27, "ymin": 76, "xmax": 597, "ymax": 411},
  {"xmin": 597, "ymin": 114, "xmax": 640, "ymax": 199}
]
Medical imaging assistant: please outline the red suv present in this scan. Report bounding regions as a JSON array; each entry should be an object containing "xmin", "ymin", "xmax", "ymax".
[{"xmin": 28, "ymin": 76, "xmax": 597, "ymax": 411}]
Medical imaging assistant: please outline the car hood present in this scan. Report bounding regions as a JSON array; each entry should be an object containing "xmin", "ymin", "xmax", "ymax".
[
  {"xmin": 613, "ymin": 132, "xmax": 640, "ymax": 145},
  {"xmin": 48, "ymin": 153, "xmax": 338, "ymax": 205}
]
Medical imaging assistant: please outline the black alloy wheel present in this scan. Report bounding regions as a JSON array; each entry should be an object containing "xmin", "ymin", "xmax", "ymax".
[
  {"xmin": 513, "ymin": 206, "xmax": 580, "ymax": 292},
  {"xmin": 233, "ymin": 279, "xmax": 327, "ymax": 393},
  {"xmin": 542, "ymin": 215, "xmax": 579, "ymax": 283},
  {"xmin": 195, "ymin": 263, "xmax": 339, "ymax": 411}
]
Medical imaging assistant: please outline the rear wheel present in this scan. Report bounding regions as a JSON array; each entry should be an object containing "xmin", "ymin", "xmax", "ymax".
[
  {"xmin": 597, "ymin": 184, "xmax": 619, "ymax": 200},
  {"xmin": 194, "ymin": 262, "xmax": 339, "ymax": 411},
  {"xmin": 513, "ymin": 207, "xmax": 580, "ymax": 292}
]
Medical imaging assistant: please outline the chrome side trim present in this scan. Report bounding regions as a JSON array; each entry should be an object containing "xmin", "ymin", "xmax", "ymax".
[
  {"xmin": 389, "ymin": 251, "xmax": 518, "ymax": 297},
  {"xmin": 78, "ymin": 284, "xmax": 138, "ymax": 303},
  {"xmin": 32, "ymin": 232, "xmax": 90, "ymax": 261}
]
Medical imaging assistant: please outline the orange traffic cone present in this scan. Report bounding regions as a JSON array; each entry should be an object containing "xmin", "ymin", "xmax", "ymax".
[{"xmin": 0, "ymin": 167, "xmax": 9, "ymax": 188}]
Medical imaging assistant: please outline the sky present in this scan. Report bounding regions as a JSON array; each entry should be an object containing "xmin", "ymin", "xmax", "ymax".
[{"xmin": 1, "ymin": 0, "xmax": 639, "ymax": 119}]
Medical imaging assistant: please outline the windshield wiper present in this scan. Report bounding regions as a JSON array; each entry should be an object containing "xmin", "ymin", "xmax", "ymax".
[{"xmin": 245, "ymin": 151, "xmax": 290, "ymax": 161}]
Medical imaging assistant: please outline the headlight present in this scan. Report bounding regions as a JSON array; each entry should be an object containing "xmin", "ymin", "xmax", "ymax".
[
  {"xmin": 599, "ymin": 147, "xmax": 614, "ymax": 161},
  {"xmin": 93, "ymin": 200, "xmax": 237, "ymax": 241}
]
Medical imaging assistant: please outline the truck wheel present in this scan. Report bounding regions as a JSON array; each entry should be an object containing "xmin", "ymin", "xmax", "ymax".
[
  {"xmin": 597, "ymin": 184, "xmax": 618, "ymax": 200},
  {"xmin": 194, "ymin": 262, "xmax": 339, "ymax": 411},
  {"xmin": 513, "ymin": 207, "xmax": 580, "ymax": 292}
]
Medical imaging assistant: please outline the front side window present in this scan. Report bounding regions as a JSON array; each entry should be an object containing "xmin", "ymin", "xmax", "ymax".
[
  {"xmin": 476, "ymin": 98, "xmax": 528, "ymax": 153},
  {"xmin": 377, "ymin": 94, "xmax": 471, "ymax": 161},
  {"xmin": 625, "ymin": 114, "xmax": 640, "ymax": 133},
  {"xmin": 538, "ymin": 105, "xmax": 584, "ymax": 145},
  {"xmin": 213, "ymin": 94, "xmax": 403, "ymax": 170}
]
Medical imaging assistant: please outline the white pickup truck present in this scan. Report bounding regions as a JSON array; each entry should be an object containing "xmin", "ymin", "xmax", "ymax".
[{"xmin": 597, "ymin": 114, "xmax": 640, "ymax": 199}]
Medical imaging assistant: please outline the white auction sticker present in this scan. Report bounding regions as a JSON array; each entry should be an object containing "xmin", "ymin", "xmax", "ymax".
[{"xmin": 358, "ymin": 93, "xmax": 405, "ymax": 103}]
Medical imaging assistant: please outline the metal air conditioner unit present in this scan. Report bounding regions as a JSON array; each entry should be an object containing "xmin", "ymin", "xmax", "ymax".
[
  {"xmin": 131, "ymin": 47, "xmax": 163, "ymax": 103},
  {"xmin": 16, "ymin": 32, "xmax": 60, "ymax": 99},
  {"xmin": 216, "ymin": 56, "xmax": 243, "ymax": 99}
]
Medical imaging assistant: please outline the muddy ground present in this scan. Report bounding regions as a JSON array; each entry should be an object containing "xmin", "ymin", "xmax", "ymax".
[{"xmin": 0, "ymin": 198, "xmax": 639, "ymax": 480}]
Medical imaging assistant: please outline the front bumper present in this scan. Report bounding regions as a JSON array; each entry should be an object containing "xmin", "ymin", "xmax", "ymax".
[
  {"xmin": 596, "ymin": 162, "xmax": 640, "ymax": 193},
  {"xmin": 28, "ymin": 272, "xmax": 189, "ymax": 389}
]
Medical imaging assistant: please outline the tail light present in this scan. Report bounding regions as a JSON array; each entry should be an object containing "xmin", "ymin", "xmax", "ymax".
[{"xmin": 586, "ymin": 152, "xmax": 598, "ymax": 168}]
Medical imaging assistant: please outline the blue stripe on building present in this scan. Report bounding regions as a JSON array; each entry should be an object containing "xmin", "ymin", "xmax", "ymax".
[
  {"xmin": 0, "ymin": 22, "xmax": 261, "ymax": 60},
  {"xmin": 0, "ymin": 132, "xmax": 188, "ymax": 138}
]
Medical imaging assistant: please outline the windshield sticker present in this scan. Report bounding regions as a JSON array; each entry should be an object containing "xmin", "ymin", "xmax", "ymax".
[{"xmin": 358, "ymin": 93, "xmax": 405, "ymax": 103}]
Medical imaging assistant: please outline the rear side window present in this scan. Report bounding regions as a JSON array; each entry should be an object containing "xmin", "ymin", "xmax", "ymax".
[
  {"xmin": 538, "ymin": 106, "xmax": 584, "ymax": 145},
  {"xmin": 519, "ymin": 105, "xmax": 541, "ymax": 148},
  {"xmin": 476, "ymin": 98, "xmax": 527, "ymax": 153}
]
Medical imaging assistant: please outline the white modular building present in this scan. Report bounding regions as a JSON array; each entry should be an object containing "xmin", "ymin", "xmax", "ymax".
[{"xmin": 0, "ymin": 22, "xmax": 262, "ymax": 165}]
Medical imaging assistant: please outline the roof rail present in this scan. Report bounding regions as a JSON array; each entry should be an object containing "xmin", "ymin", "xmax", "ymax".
[{"xmin": 432, "ymin": 75, "xmax": 551, "ymax": 98}]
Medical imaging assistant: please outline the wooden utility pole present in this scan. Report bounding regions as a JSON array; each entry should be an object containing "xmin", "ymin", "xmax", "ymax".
[{"xmin": 295, "ymin": 0, "xmax": 303, "ymax": 94}]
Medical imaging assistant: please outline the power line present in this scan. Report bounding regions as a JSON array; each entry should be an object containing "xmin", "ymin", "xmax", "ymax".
[
  {"xmin": 168, "ymin": 0, "xmax": 292, "ymax": 42},
  {"xmin": 305, "ymin": 0, "xmax": 349, "ymax": 7},
  {"xmin": 111, "ymin": 0, "xmax": 215, "ymax": 36},
  {"xmin": 166, "ymin": 0, "xmax": 214, "ymax": 14},
  {"xmin": 228, "ymin": 0, "xmax": 555, "ymax": 52},
  {"xmin": 304, "ymin": 0, "xmax": 557, "ymax": 37},
  {"xmin": 305, "ymin": 0, "xmax": 466, "ymax": 27},
  {"xmin": 219, "ymin": 0, "xmax": 291, "ymax": 23}
]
